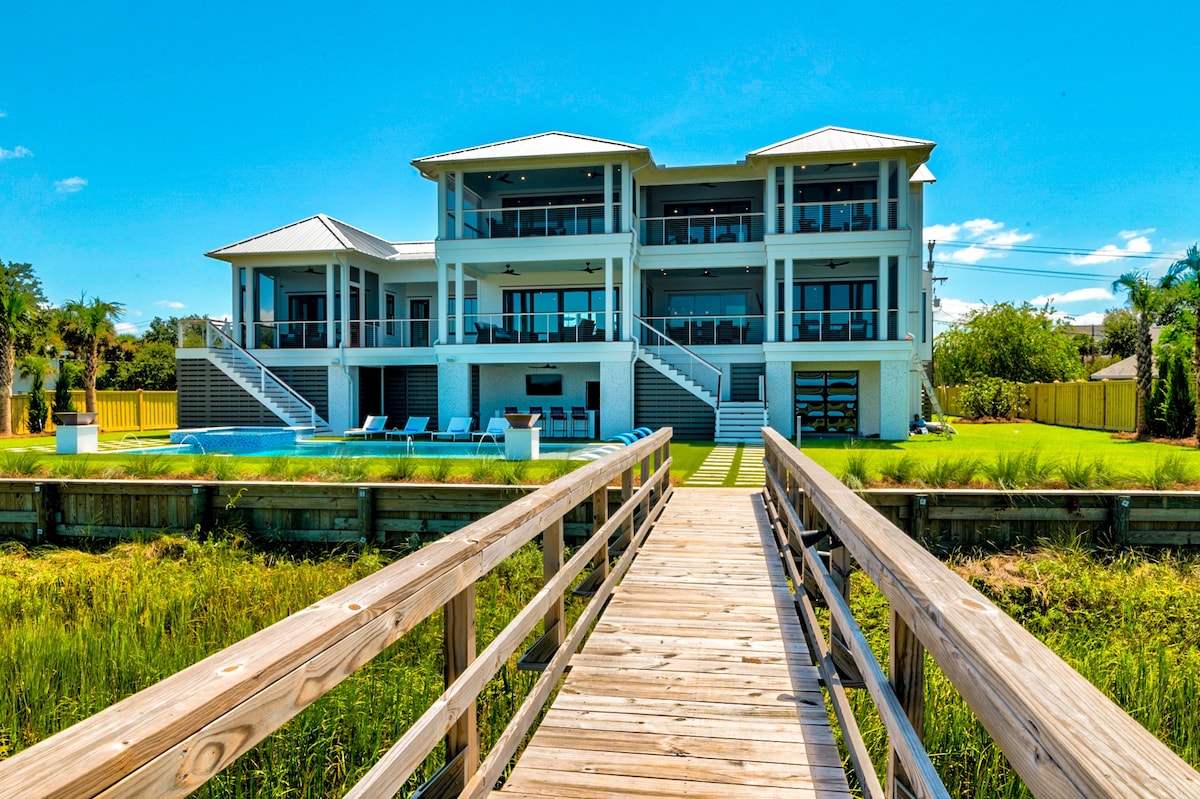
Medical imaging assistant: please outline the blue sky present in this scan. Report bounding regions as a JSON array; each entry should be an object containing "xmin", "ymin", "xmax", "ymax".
[{"xmin": 2, "ymin": 1, "xmax": 1197, "ymax": 335}]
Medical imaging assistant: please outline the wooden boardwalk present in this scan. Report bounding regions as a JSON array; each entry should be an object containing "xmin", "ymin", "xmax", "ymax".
[{"xmin": 493, "ymin": 488, "xmax": 851, "ymax": 798}]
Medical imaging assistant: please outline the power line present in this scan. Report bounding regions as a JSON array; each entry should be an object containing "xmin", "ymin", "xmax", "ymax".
[
  {"xmin": 936, "ymin": 240, "xmax": 1177, "ymax": 261},
  {"xmin": 935, "ymin": 260, "xmax": 1124, "ymax": 283}
]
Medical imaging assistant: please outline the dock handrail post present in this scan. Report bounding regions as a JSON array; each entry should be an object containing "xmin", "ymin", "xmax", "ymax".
[
  {"xmin": 445, "ymin": 584, "xmax": 478, "ymax": 784},
  {"xmin": 888, "ymin": 610, "xmax": 926, "ymax": 799},
  {"xmin": 543, "ymin": 518, "xmax": 565, "ymax": 650},
  {"xmin": 591, "ymin": 488, "xmax": 610, "ymax": 579}
]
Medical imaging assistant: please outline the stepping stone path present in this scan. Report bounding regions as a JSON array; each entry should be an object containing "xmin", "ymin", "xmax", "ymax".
[{"xmin": 684, "ymin": 444, "xmax": 767, "ymax": 488}]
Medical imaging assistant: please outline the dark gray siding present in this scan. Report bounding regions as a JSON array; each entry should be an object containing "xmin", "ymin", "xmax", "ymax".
[
  {"xmin": 730, "ymin": 363, "xmax": 766, "ymax": 401},
  {"xmin": 380, "ymin": 366, "xmax": 439, "ymax": 423},
  {"xmin": 634, "ymin": 362, "xmax": 715, "ymax": 440},
  {"xmin": 177, "ymin": 360, "xmax": 287, "ymax": 428}
]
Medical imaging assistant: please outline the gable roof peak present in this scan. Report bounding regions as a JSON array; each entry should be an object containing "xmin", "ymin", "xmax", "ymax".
[{"xmin": 749, "ymin": 126, "xmax": 935, "ymax": 158}]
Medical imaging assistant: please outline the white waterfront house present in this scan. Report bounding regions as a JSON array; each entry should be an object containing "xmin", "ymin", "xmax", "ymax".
[{"xmin": 182, "ymin": 127, "xmax": 936, "ymax": 441}]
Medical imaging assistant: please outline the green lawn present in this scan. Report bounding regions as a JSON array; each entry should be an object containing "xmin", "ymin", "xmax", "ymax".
[{"xmin": 2, "ymin": 424, "xmax": 1197, "ymax": 489}]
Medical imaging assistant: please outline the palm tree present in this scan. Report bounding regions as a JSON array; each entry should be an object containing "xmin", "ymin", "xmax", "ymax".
[
  {"xmin": 1161, "ymin": 244, "xmax": 1200, "ymax": 443},
  {"xmin": 0, "ymin": 290, "xmax": 31, "ymax": 436},
  {"xmin": 1112, "ymin": 271, "xmax": 1157, "ymax": 438},
  {"xmin": 59, "ymin": 295, "xmax": 124, "ymax": 414}
]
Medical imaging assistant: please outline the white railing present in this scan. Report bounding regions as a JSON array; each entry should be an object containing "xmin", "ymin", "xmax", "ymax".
[
  {"xmin": 467, "ymin": 311, "xmax": 618, "ymax": 344},
  {"xmin": 206, "ymin": 320, "xmax": 319, "ymax": 429},
  {"xmin": 460, "ymin": 203, "xmax": 620, "ymax": 239},
  {"xmin": 776, "ymin": 199, "xmax": 882, "ymax": 234},
  {"xmin": 775, "ymin": 309, "xmax": 883, "ymax": 342},
  {"xmin": 635, "ymin": 316, "xmax": 722, "ymax": 405},
  {"xmin": 640, "ymin": 314, "xmax": 765, "ymax": 346},
  {"xmin": 639, "ymin": 212, "xmax": 765, "ymax": 245}
]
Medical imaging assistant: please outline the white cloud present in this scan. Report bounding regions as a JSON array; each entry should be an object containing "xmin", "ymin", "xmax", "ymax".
[
  {"xmin": 1029, "ymin": 287, "xmax": 1113, "ymax": 305},
  {"xmin": 962, "ymin": 218, "xmax": 1004, "ymax": 237},
  {"xmin": 1070, "ymin": 312, "xmax": 1107, "ymax": 326},
  {"xmin": 155, "ymin": 300, "xmax": 186, "ymax": 309},
  {"xmin": 115, "ymin": 322, "xmax": 139, "ymax": 335},
  {"xmin": 927, "ymin": 218, "xmax": 1033, "ymax": 264},
  {"xmin": 1119, "ymin": 228, "xmax": 1155, "ymax": 240},
  {"xmin": 0, "ymin": 145, "xmax": 32, "ymax": 160},
  {"xmin": 0, "ymin": 111, "xmax": 7, "ymax": 118},
  {"xmin": 934, "ymin": 297, "xmax": 988, "ymax": 325},
  {"xmin": 1066, "ymin": 235, "xmax": 1153, "ymax": 265},
  {"xmin": 55, "ymin": 176, "xmax": 87, "ymax": 193}
]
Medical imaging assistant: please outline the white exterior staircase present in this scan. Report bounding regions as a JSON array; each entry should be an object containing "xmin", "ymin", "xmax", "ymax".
[
  {"xmin": 715, "ymin": 401, "xmax": 768, "ymax": 444},
  {"xmin": 635, "ymin": 347, "xmax": 718, "ymax": 407},
  {"xmin": 203, "ymin": 321, "xmax": 332, "ymax": 434}
]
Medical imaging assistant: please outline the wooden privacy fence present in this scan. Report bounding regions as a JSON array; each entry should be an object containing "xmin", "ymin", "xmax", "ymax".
[
  {"xmin": 761, "ymin": 427, "xmax": 1200, "ymax": 798},
  {"xmin": 0, "ymin": 429, "xmax": 673, "ymax": 798},
  {"xmin": 10, "ymin": 390, "xmax": 177, "ymax": 434},
  {"xmin": 937, "ymin": 380, "xmax": 1136, "ymax": 432}
]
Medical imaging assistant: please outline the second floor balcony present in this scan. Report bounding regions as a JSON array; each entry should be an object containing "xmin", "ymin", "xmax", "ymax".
[
  {"xmin": 459, "ymin": 203, "xmax": 621, "ymax": 239},
  {"xmin": 640, "ymin": 212, "xmax": 765, "ymax": 246},
  {"xmin": 776, "ymin": 198, "xmax": 898, "ymax": 235}
]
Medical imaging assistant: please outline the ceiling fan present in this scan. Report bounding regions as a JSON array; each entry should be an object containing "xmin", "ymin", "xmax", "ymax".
[
  {"xmin": 701, "ymin": 269, "xmax": 717, "ymax": 279},
  {"xmin": 823, "ymin": 163, "xmax": 852, "ymax": 171},
  {"xmin": 488, "ymin": 172, "xmax": 514, "ymax": 184},
  {"xmin": 580, "ymin": 262, "xmax": 600, "ymax": 273},
  {"xmin": 824, "ymin": 260, "xmax": 850, "ymax": 270},
  {"xmin": 580, "ymin": 169, "xmax": 602, "ymax": 179},
  {"xmin": 503, "ymin": 264, "xmax": 521, "ymax": 276}
]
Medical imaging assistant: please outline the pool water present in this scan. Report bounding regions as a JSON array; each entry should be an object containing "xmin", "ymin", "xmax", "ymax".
[{"xmin": 130, "ymin": 438, "xmax": 618, "ymax": 460}]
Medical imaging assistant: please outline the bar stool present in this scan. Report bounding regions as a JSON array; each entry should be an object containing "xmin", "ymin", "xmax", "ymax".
[
  {"xmin": 528, "ymin": 406, "xmax": 545, "ymax": 433},
  {"xmin": 548, "ymin": 406, "xmax": 567, "ymax": 438},
  {"xmin": 570, "ymin": 406, "xmax": 589, "ymax": 438}
]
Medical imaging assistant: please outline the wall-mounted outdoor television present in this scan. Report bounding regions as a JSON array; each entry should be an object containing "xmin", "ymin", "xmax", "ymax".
[{"xmin": 526, "ymin": 374, "xmax": 563, "ymax": 396}]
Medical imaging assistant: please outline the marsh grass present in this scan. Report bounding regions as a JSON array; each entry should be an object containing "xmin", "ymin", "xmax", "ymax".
[
  {"xmin": 842, "ymin": 548, "xmax": 1200, "ymax": 797},
  {"xmin": 0, "ymin": 538, "xmax": 558, "ymax": 793},
  {"xmin": 424, "ymin": 458, "xmax": 452, "ymax": 483},
  {"xmin": 467, "ymin": 457, "xmax": 500, "ymax": 483},
  {"xmin": 921, "ymin": 456, "xmax": 980, "ymax": 488},
  {"xmin": 496, "ymin": 459, "xmax": 531, "ymax": 486},
  {"xmin": 982, "ymin": 449, "xmax": 1056, "ymax": 490},
  {"xmin": 839, "ymin": 443, "xmax": 872, "ymax": 490},
  {"xmin": 50, "ymin": 455, "xmax": 98, "ymax": 480},
  {"xmin": 546, "ymin": 458, "xmax": 577, "ymax": 480},
  {"xmin": 319, "ymin": 455, "xmax": 369, "ymax": 483},
  {"xmin": 381, "ymin": 455, "xmax": 419, "ymax": 482},
  {"xmin": 0, "ymin": 451, "xmax": 44, "ymax": 477},
  {"xmin": 120, "ymin": 453, "xmax": 171, "ymax": 479},
  {"xmin": 1143, "ymin": 452, "xmax": 1193, "ymax": 490},
  {"xmin": 1058, "ymin": 453, "xmax": 1116, "ymax": 489},
  {"xmin": 878, "ymin": 455, "xmax": 918, "ymax": 485}
]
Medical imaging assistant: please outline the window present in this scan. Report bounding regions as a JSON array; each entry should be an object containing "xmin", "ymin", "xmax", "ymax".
[
  {"xmin": 504, "ymin": 288, "xmax": 618, "ymax": 339},
  {"xmin": 795, "ymin": 371, "xmax": 858, "ymax": 435},
  {"xmin": 526, "ymin": 374, "xmax": 562, "ymax": 396},
  {"xmin": 784, "ymin": 281, "xmax": 877, "ymax": 341},
  {"xmin": 447, "ymin": 296, "xmax": 477, "ymax": 336}
]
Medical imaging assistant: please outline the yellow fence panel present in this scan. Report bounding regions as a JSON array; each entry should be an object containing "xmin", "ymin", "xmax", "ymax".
[
  {"xmin": 940, "ymin": 380, "xmax": 1136, "ymax": 433},
  {"xmin": 9, "ymin": 391, "xmax": 178, "ymax": 434}
]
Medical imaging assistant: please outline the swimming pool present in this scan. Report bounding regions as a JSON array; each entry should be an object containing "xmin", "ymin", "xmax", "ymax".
[{"xmin": 132, "ymin": 438, "xmax": 618, "ymax": 460}]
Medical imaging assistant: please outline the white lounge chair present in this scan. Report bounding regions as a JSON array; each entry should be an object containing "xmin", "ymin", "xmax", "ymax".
[
  {"xmin": 472, "ymin": 417, "xmax": 510, "ymax": 450},
  {"xmin": 431, "ymin": 416, "xmax": 473, "ymax": 441},
  {"xmin": 385, "ymin": 416, "xmax": 431, "ymax": 440},
  {"xmin": 344, "ymin": 415, "xmax": 388, "ymax": 439}
]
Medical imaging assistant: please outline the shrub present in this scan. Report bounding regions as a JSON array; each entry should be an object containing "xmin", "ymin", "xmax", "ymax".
[
  {"xmin": 958, "ymin": 377, "xmax": 1028, "ymax": 420},
  {"xmin": 921, "ymin": 456, "xmax": 978, "ymax": 488},
  {"xmin": 381, "ymin": 455, "xmax": 418, "ymax": 481},
  {"xmin": 0, "ymin": 451, "xmax": 45, "ymax": 477},
  {"xmin": 496, "ymin": 459, "xmax": 531, "ymax": 485},
  {"xmin": 467, "ymin": 457, "xmax": 500, "ymax": 483},
  {"xmin": 1144, "ymin": 453, "xmax": 1193, "ymax": 490},
  {"xmin": 27, "ymin": 372, "xmax": 49, "ymax": 435},
  {"xmin": 839, "ymin": 444, "xmax": 872, "ymax": 490},
  {"xmin": 878, "ymin": 455, "xmax": 918, "ymax": 485},
  {"xmin": 51, "ymin": 455, "xmax": 98, "ymax": 480},
  {"xmin": 122, "ymin": 454, "xmax": 171, "ymax": 479},
  {"xmin": 424, "ymin": 458, "xmax": 452, "ymax": 482}
]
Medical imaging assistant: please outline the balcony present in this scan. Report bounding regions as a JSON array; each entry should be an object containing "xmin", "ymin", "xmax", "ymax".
[
  {"xmin": 467, "ymin": 311, "xmax": 618, "ymax": 344},
  {"xmin": 640, "ymin": 213, "xmax": 765, "ymax": 246},
  {"xmin": 246, "ymin": 319, "xmax": 440, "ymax": 349},
  {"xmin": 640, "ymin": 315, "xmax": 766, "ymax": 346},
  {"xmin": 774, "ymin": 199, "xmax": 898, "ymax": 235},
  {"xmin": 458, "ymin": 203, "xmax": 620, "ymax": 239},
  {"xmin": 775, "ymin": 309, "xmax": 894, "ymax": 342}
]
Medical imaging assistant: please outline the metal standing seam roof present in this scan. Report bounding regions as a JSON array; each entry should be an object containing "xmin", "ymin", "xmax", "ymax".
[
  {"xmin": 749, "ymin": 126, "xmax": 935, "ymax": 157},
  {"xmin": 412, "ymin": 131, "xmax": 649, "ymax": 166},
  {"xmin": 206, "ymin": 214, "xmax": 398, "ymax": 260}
]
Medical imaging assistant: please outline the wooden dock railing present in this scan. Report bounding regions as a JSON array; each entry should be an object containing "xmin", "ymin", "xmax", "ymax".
[
  {"xmin": 0, "ymin": 430, "xmax": 672, "ymax": 798},
  {"xmin": 761, "ymin": 427, "xmax": 1200, "ymax": 798}
]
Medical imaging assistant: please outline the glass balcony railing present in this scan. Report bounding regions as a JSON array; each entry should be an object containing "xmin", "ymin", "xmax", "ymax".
[
  {"xmin": 459, "ymin": 203, "xmax": 620, "ymax": 239},
  {"xmin": 640, "ymin": 315, "xmax": 765, "ymax": 346},
  {"xmin": 468, "ymin": 311, "xmax": 619, "ymax": 344},
  {"xmin": 775, "ymin": 309, "xmax": 884, "ymax": 342},
  {"xmin": 640, "ymin": 213, "xmax": 765, "ymax": 246},
  {"xmin": 774, "ymin": 199, "xmax": 899, "ymax": 234}
]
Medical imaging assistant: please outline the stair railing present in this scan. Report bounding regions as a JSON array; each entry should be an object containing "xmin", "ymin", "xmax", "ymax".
[
  {"xmin": 634, "ymin": 316, "xmax": 722, "ymax": 408},
  {"xmin": 206, "ymin": 319, "xmax": 320, "ymax": 430}
]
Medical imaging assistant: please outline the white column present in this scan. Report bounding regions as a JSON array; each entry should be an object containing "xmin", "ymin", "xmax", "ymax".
[
  {"xmin": 454, "ymin": 170, "xmax": 464, "ymax": 240},
  {"xmin": 339, "ymin": 259, "xmax": 351, "ymax": 347},
  {"xmin": 620, "ymin": 163, "xmax": 632, "ymax": 233},
  {"xmin": 896, "ymin": 158, "xmax": 908, "ymax": 230},
  {"xmin": 245, "ymin": 266, "xmax": 256, "ymax": 348},
  {"xmin": 895, "ymin": 255, "xmax": 908, "ymax": 337},
  {"xmin": 783, "ymin": 164, "xmax": 794, "ymax": 235},
  {"xmin": 437, "ymin": 172, "xmax": 448, "ymax": 239},
  {"xmin": 603, "ymin": 164, "xmax": 614, "ymax": 234},
  {"xmin": 325, "ymin": 263, "xmax": 336, "ymax": 348},
  {"xmin": 620, "ymin": 256, "xmax": 632, "ymax": 340},
  {"xmin": 877, "ymin": 161, "xmax": 888, "ymax": 230},
  {"xmin": 231, "ymin": 267, "xmax": 243, "ymax": 346},
  {"xmin": 877, "ymin": 255, "xmax": 889, "ymax": 340},
  {"xmin": 764, "ymin": 167, "xmax": 775, "ymax": 235},
  {"xmin": 437, "ymin": 260, "xmax": 450, "ymax": 346},
  {"xmin": 454, "ymin": 261, "xmax": 465, "ymax": 344},
  {"xmin": 764, "ymin": 258, "xmax": 777, "ymax": 342},
  {"xmin": 783, "ymin": 258, "xmax": 794, "ymax": 342},
  {"xmin": 604, "ymin": 256, "xmax": 614, "ymax": 342}
]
